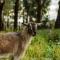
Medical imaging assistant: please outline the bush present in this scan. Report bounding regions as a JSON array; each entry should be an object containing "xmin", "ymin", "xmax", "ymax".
[{"xmin": 48, "ymin": 30, "xmax": 60, "ymax": 43}]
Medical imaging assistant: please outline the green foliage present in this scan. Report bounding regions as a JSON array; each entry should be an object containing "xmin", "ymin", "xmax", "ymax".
[
  {"xmin": 3, "ymin": 0, "xmax": 22, "ymax": 16},
  {"xmin": 23, "ymin": 0, "xmax": 51, "ymax": 20},
  {"xmin": 3, "ymin": 0, "xmax": 13, "ymax": 16},
  {"xmin": 23, "ymin": 0, "xmax": 37, "ymax": 18},
  {"xmin": 48, "ymin": 30, "xmax": 60, "ymax": 43}
]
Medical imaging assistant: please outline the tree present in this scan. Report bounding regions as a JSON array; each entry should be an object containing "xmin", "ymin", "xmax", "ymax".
[
  {"xmin": 36, "ymin": 0, "xmax": 41, "ymax": 23},
  {"xmin": 55, "ymin": 1, "xmax": 60, "ymax": 28},
  {"xmin": 4, "ymin": 0, "xmax": 13, "ymax": 16},
  {"xmin": 23, "ymin": 0, "xmax": 50, "ymax": 23},
  {"xmin": 14, "ymin": 0, "xmax": 19, "ymax": 31},
  {"xmin": 36, "ymin": 0, "xmax": 50, "ymax": 23},
  {"xmin": 23, "ymin": 0, "xmax": 29, "ymax": 23},
  {"xmin": 0, "ymin": 0, "xmax": 5, "ymax": 31}
]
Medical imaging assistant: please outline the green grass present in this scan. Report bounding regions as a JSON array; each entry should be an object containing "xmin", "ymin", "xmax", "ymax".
[
  {"xmin": 22, "ymin": 29, "xmax": 60, "ymax": 60},
  {"xmin": 0, "ymin": 29, "xmax": 60, "ymax": 60}
]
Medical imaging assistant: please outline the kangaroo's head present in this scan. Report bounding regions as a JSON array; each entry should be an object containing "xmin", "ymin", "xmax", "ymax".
[
  {"xmin": 22, "ymin": 22, "xmax": 37, "ymax": 36},
  {"xmin": 27, "ymin": 23, "xmax": 37, "ymax": 36}
]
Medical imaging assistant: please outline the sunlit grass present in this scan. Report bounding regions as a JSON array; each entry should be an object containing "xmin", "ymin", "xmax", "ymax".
[{"xmin": 22, "ymin": 29, "xmax": 60, "ymax": 60}]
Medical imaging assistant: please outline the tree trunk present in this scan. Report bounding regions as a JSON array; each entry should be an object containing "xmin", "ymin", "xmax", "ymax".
[
  {"xmin": 0, "ymin": 0, "xmax": 5, "ymax": 31},
  {"xmin": 55, "ymin": 1, "xmax": 60, "ymax": 28},
  {"xmin": 25, "ymin": 9, "xmax": 29, "ymax": 23},
  {"xmin": 26, "ymin": 14, "xmax": 28, "ymax": 23},
  {"xmin": 36, "ymin": 0, "xmax": 42, "ymax": 23},
  {"xmin": 14, "ymin": 0, "xmax": 19, "ymax": 31}
]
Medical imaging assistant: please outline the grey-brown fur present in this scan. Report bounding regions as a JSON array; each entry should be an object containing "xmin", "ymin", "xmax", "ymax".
[{"xmin": 0, "ymin": 23, "xmax": 37, "ymax": 60}]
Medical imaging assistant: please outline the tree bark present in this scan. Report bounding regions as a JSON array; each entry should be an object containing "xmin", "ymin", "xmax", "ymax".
[
  {"xmin": 0, "ymin": 0, "xmax": 5, "ymax": 31},
  {"xmin": 14, "ymin": 0, "xmax": 19, "ymax": 31},
  {"xmin": 36, "ymin": 0, "xmax": 42, "ymax": 23},
  {"xmin": 55, "ymin": 1, "xmax": 60, "ymax": 28}
]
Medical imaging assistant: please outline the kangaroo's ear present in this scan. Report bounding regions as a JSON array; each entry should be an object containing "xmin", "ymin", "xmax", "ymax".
[{"xmin": 22, "ymin": 23, "xmax": 28, "ymax": 26}]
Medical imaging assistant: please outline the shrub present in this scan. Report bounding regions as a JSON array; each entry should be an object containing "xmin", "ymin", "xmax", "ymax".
[{"xmin": 48, "ymin": 30, "xmax": 60, "ymax": 43}]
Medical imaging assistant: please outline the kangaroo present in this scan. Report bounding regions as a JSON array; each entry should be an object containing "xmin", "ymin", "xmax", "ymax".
[{"xmin": 0, "ymin": 22, "xmax": 37, "ymax": 60}]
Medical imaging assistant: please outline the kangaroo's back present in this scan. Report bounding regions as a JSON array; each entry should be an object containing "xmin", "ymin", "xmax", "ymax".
[{"xmin": 0, "ymin": 32, "xmax": 20, "ymax": 55}]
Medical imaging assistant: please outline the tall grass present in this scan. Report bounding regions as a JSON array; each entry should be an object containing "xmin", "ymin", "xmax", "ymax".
[{"xmin": 22, "ymin": 29, "xmax": 60, "ymax": 60}]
